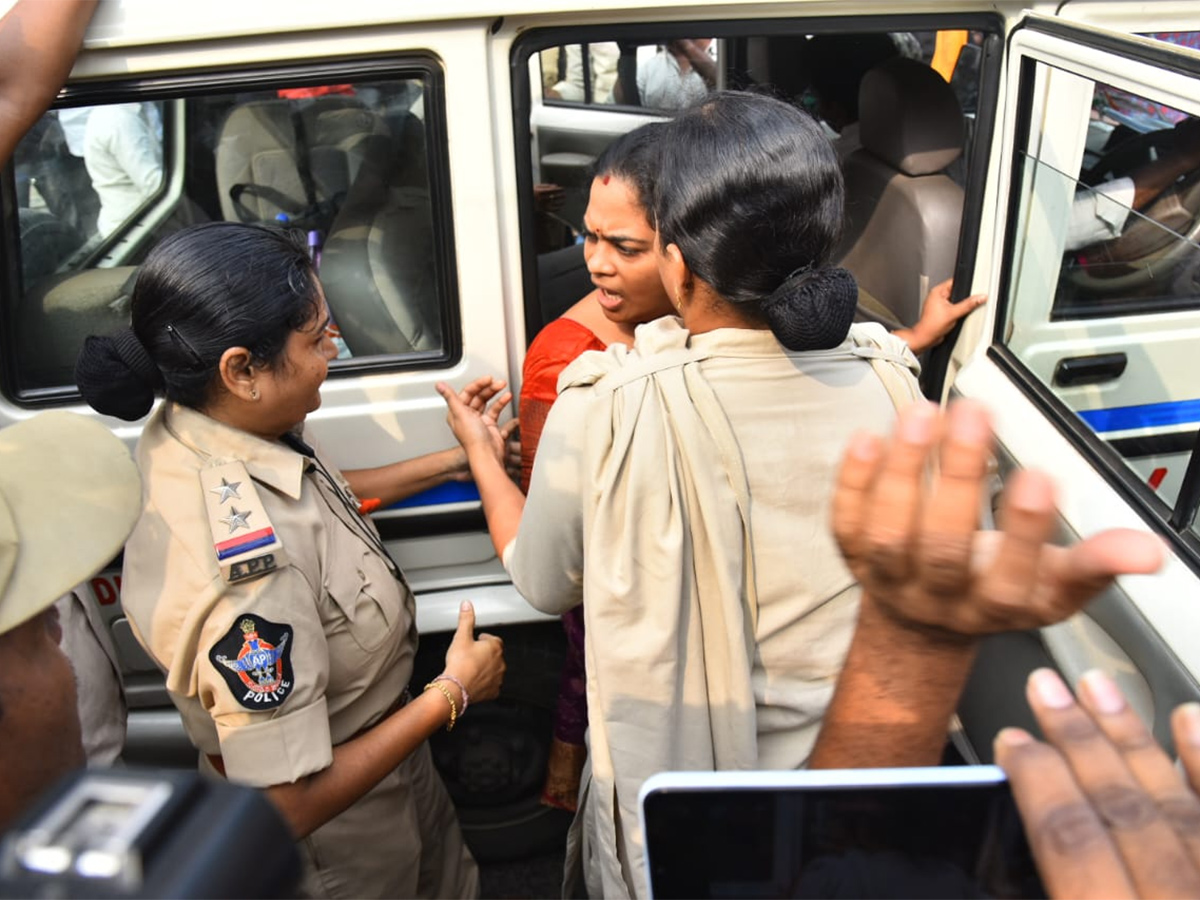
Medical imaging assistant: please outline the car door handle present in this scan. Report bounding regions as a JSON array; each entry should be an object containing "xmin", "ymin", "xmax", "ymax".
[{"xmin": 1052, "ymin": 352, "xmax": 1128, "ymax": 387}]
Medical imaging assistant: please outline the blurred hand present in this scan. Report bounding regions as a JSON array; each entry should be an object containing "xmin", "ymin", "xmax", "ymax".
[
  {"xmin": 442, "ymin": 601, "xmax": 505, "ymax": 704},
  {"xmin": 997, "ymin": 669, "xmax": 1200, "ymax": 899},
  {"xmin": 832, "ymin": 400, "xmax": 1163, "ymax": 639},
  {"xmin": 902, "ymin": 279, "xmax": 987, "ymax": 355},
  {"xmin": 435, "ymin": 376, "xmax": 513, "ymax": 463}
]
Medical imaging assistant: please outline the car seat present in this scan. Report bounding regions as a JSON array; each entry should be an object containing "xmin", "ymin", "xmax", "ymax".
[
  {"xmin": 838, "ymin": 57, "xmax": 965, "ymax": 328},
  {"xmin": 533, "ymin": 243, "xmax": 593, "ymax": 337},
  {"xmin": 17, "ymin": 266, "xmax": 137, "ymax": 390},
  {"xmin": 318, "ymin": 112, "xmax": 442, "ymax": 356},
  {"xmin": 214, "ymin": 96, "xmax": 388, "ymax": 231}
]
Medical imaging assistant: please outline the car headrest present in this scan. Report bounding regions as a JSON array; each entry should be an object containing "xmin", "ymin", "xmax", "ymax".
[{"xmin": 859, "ymin": 57, "xmax": 964, "ymax": 176}]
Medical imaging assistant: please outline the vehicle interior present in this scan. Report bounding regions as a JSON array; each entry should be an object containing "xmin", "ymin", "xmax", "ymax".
[
  {"xmin": 8, "ymin": 74, "xmax": 447, "ymax": 398},
  {"xmin": 519, "ymin": 27, "xmax": 990, "ymax": 344}
]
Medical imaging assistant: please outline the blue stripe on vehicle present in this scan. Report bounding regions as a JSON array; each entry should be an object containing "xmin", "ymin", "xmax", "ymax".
[
  {"xmin": 1077, "ymin": 398, "xmax": 1200, "ymax": 433},
  {"xmin": 392, "ymin": 481, "xmax": 481, "ymax": 510}
]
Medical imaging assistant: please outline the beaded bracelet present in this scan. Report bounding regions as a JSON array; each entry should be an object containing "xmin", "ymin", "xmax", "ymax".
[
  {"xmin": 424, "ymin": 680, "xmax": 458, "ymax": 731},
  {"xmin": 433, "ymin": 673, "xmax": 470, "ymax": 716}
]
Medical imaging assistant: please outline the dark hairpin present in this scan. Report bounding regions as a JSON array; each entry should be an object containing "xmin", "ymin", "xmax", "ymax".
[
  {"xmin": 783, "ymin": 263, "xmax": 814, "ymax": 283},
  {"xmin": 165, "ymin": 323, "xmax": 203, "ymax": 366}
]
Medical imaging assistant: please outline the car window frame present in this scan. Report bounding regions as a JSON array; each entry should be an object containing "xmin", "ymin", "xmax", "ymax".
[
  {"xmin": 987, "ymin": 17, "xmax": 1200, "ymax": 575},
  {"xmin": 0, "ymin": 53, "xmax": 463, "ymax": 406},
  {"xmin": 509, "ymin": 12, "xmax": 1006, "ymax": 358}
]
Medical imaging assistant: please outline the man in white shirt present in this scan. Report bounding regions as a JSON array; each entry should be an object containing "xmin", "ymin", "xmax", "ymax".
[
  {"xmin": 635, "ymin": 39, "xmax": 716, "ymax": 110},
  {"xmin": 1065, "ymin": 119, "xmax": 1200, "ymax": 251},
  {"xmin": 84, "ymin": 102, "xmax": 163, "ymax": 236},
  {"xmin": 548, "ymin": 42, "xmax": 620, "ymax": 104}
]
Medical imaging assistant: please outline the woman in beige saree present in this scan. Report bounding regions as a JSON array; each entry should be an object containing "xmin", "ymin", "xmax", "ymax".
[{"xmin": 439, "ymin": 91, "xmax": 921, "ymax": 898}]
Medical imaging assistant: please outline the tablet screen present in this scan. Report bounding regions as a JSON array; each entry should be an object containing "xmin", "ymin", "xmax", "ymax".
[{"xmin": 642, "ymin": 777, "xmax": 1045, "ymax": 899}]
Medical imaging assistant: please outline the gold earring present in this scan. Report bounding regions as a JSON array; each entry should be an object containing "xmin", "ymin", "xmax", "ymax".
[
  {"xmin": 674, "ymin": 290, "xmax": 683, "ymax": 313},
  {"xmin": 250, "ymin": 387, "xmax": 260, "ymax": 401}
]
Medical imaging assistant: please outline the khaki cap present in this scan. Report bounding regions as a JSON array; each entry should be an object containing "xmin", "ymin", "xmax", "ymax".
[{"xmin": 0, "ymin": 412, "xmax": 141, "ymax": 636}]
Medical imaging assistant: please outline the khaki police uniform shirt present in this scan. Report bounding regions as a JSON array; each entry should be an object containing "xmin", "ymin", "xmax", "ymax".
[{"xmin": 120, "ymin": 402, "xmax": 417, "ymax": 788}]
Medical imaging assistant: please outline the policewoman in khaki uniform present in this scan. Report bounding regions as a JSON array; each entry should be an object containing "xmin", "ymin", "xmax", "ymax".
[{"xmin": 76, "ymin": 222, "xmax": 507, "ymax": 899}]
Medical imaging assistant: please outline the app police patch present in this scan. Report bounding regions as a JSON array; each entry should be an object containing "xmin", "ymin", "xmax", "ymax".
[{"xmin": 209, "ymin": 615, "xmax": 294, "ymax": 710}]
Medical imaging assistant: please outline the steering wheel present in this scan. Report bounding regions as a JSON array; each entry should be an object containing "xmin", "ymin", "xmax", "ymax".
[{"xmin": 1066, "ymin": 128, "xmax": 1200, "ymax": 296}]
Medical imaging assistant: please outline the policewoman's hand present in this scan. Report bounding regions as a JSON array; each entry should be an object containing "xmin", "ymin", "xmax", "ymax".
[{"xmin": 443, "ymin": 600, "xmax": 505, "ymax": 704}]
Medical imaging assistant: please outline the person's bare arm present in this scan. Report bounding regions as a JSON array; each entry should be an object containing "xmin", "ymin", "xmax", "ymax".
[
  {"xmin": 675, "ymin": 39, "xmax": 718, "ymax": 87},
  {"xmin": 343, "ymin": 449, "xmax": 470, "ymax": 507},
  {"xmin": 809, "ymin": 400, "xmax": 1164, "ymax": 768},
  {"xmin": 1128, "ymin": 118, "xmax": 1200, "ymax": 210},
  {"xmin": 0, "ymin": 0, "xmax": 99, "ymax": 167},
  {"xmin": 892, "ymin": 279, "xmax": 987, "ymax": 356},
  {"xmin": 343, "ymin": 376, "xmax": 517, "ymax": 507},
  {"xmin": 266, "ymin": 601, "xmax": 504, "ymax": 838}
]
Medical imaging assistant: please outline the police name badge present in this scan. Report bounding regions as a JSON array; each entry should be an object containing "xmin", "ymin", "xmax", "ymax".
[
  {"xmin": 200, "ymin": 461, "xmax": 287, "ymax": 583},
  {"xmin": 210, "ymin": 615, "xmax": 294, "ymax": 709}
]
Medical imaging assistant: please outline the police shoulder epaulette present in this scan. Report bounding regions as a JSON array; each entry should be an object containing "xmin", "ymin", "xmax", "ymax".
[{"xmin": 200, "ymin": 460, "xmax": 288, "ymax": 584}]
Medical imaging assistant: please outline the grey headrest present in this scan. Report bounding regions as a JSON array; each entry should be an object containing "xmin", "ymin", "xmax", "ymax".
[{"xmin": 859, "ymin": 57, "xmax": 964, "ymax": 176}]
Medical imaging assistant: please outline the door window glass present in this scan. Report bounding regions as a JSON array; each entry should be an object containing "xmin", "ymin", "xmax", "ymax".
[
  {"xmin": 7, "ymin": 71, "xmax": 451, "ymax": 399},
  {"xmin": 1000, "ymin": 59, "xmax": 1200, "ymax": 512}
]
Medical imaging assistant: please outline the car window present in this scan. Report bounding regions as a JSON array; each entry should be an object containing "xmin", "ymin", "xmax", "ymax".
[
  {"xmin": 539, "ymin": 40, "xmax": 718, "ymax": 111},
  {"xmin": 6, "ymin": 68, "xmax": 454, "ymax": 400},
  {"xmin": 998, "ymin": 58, "xmax": 1200, "ymax": 519},
  {"xmin": 522, "ymin": 24, "xmax": 994, "ymax": 337}
]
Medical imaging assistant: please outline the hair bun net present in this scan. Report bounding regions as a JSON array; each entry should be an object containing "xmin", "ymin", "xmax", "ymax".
[
  {"xmin": 760, "ymin": 266, "xmax": 858, "ymax": 351},
  {"xmin": 75, "ymin": 330, "xmax": 159, "ymax": 421}
]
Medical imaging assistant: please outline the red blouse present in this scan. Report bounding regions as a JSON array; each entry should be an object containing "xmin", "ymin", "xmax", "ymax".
[{"xmin": 519, "ymin": 318, "xmax": 606, "ymax": 493}]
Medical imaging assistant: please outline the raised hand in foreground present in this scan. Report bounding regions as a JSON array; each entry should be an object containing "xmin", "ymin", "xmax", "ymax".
[{"xmin": 810, "ymin": 399, "xmax": 1163, "ymax": 768}]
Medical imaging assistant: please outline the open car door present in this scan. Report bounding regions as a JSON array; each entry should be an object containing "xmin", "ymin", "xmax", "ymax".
[{"xmin": 951, "ymin": 16, "xmax": 1200, "ymax": 759}]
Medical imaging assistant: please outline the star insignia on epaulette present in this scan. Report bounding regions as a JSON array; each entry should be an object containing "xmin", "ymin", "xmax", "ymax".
[
  {"xmin": 210, "ymin": 477, "xmax": 242, "ymax": 504},
  {"xmin": 220, "ymin": 507, "xmax": 252, "ymax": 534}
]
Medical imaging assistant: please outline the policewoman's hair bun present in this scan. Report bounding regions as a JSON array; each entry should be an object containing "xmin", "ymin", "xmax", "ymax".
[
  {"xmin": 760, "ymin": 266, "xmax": 858, "ymax": 351},
  {"xmin": 76, "ymin": 327, "xmax": 162, "ymax": 421},
  {"xmin": 75, "ymin": 222, "xmax": 320, "ymax": 418}
]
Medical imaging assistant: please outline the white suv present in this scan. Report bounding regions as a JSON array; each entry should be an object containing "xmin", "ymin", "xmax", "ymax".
[{"xmin": 6, "ymin": 0, "xmax": 1200, "ymax": 862}]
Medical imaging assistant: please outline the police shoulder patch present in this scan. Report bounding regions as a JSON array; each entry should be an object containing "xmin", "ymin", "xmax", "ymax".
[
  {"xmin": 200, "ymin": 460, "xmax": 288, "ymax": 584},
  {"xmin": 209, "ymin": 615, "xmax": 295, "ymax": 710}
]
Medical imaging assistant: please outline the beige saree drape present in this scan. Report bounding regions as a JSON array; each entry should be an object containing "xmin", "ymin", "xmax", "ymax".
[{"xmin": 505, "ymin": 317, "xmax": 920, "ymax": 898}]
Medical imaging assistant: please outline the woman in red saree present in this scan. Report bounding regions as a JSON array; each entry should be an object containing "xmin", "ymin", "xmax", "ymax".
[{"xmin": 520, "ymin": 125, "xmax": 673, "ymax": 810}]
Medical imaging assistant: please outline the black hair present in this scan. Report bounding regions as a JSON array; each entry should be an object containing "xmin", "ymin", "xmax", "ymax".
[
  {"xmin": 76, "ymin": 222, "xmax": 320, "ymax": 421},
  {"xmin": 653, "ymin": 91, "xmax": 857, "ymax": 351},
  {"xmin": 589, "ymin": 122, "xmax": 664, "ymax": 224}
]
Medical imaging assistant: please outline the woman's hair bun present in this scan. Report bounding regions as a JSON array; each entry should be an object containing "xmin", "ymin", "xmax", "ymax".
[
  {"xmin": 760, "ymin": 266, "xmax": 858, "ymax": 351},
  {"xmin": 75, "ymin": 328, "xmax": 161, "ymax": 421}
]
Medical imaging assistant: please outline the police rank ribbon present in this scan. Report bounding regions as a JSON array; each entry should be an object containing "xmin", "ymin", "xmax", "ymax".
[{"xmin": 200, "ymin": 460, "xmax": 287, "ymax": 583}]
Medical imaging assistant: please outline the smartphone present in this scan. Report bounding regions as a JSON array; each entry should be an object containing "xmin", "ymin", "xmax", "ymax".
[{"xmin": 639, "ymin": 766, "xmax": 1045, "ymax": 899}]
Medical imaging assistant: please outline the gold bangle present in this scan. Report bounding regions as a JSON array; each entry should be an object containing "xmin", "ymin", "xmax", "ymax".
[{"xmin": 424, "ymin": 681, "xmax": 458, "ymax": 731}]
